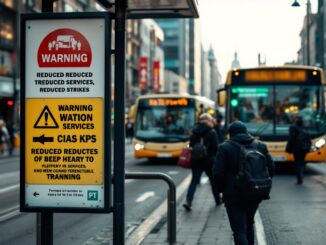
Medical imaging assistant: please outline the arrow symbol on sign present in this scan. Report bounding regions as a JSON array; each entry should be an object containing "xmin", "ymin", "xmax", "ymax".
[
  {"xmin": 33, "ymin": 192, "xmax": 40, "ymax": 197},
  {"xmin": 33, "ymin": 134, "xmax": 54, "ymax": 144}
]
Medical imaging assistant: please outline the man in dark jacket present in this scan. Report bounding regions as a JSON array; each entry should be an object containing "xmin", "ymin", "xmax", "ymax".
[
  {"xmin": 183, "ymin": 113, "xmax": 220, "ymax": 211},
  {"xmin": 213, "ymin": 121, "xmax": 274, "ymax": 245},
  {"xmin": 213, "ymin": 113, "xmax": 225, "ymax": 144},
  {"xmin": 286, "ymin": 116, "xmax": 310, "ymax": 184}
]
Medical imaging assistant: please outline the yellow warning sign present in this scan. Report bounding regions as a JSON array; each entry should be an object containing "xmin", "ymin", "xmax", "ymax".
[
  {"xmin": 25, "ymin": 98, "xmax": 104, "ymax": 185},
  {"xmin": 34, "ymin": 106, "xmax": 59, "ymax": 128}
]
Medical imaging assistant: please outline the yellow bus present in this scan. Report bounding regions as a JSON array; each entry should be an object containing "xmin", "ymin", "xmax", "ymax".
[
  {"xmin": 130, "ymin": 94, "xmax": 215, "ymax": 159},
  {"xmin": 217, "ymin": 66, "xmax": 326, "ymax": 163}
]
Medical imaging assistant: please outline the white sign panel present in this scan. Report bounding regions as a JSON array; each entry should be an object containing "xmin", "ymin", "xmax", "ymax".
[
  {"xmin": 25, "ymin": 18, "xmax": 105, "ymax": 98},
  {"xmin": 25, "ymin": 185, "xmax": 104, "ymax": 208}
]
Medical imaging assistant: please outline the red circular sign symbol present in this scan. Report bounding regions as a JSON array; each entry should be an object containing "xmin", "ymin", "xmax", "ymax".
[{"xmin": 37, "ymin": 28, "xmax": 92, "ymax": 67}]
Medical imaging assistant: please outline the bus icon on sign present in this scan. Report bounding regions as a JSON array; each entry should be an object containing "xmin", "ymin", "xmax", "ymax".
[
  {"xmin": 49, "ymin": 35, "xmax": 82, "ymax": 51},
  {"xmin": 87, "ymin": 190, "xmax": 98, "ymax": 201}
]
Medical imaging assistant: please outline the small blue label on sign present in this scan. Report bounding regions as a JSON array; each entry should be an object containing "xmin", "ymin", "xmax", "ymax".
[{"xmin": 87, "ymin": 190, "xmax": 98, "ymax": 201}]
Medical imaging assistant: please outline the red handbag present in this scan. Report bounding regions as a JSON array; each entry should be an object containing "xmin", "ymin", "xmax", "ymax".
[{"xmin": 177, "ymin": 147, "xmax": 192, "ymax": 169}]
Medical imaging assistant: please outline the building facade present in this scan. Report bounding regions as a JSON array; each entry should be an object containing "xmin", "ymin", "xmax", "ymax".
[
  {"xmin": 0, "ymin": 0, "xmax": 18, "ymax": 123},
  {"xmin": 125, "ymin": 19, "xmax": 165, "ymax": 107},
  {"xmin": 298, "ymin": 12, "xmax": 318, "ymax": 66},
  {"xmin": 156, "ymin": 19, "xmax": 190, "ymax": 90},
  {"xmin": 139, "ymin": 20, "xmax": 164, "ymax": 93},
  {"xmin": 188, "ymin": 19, "xmax": 202, "ymax": 95},
  {"xmin": 318, "ymin": 0, "xmax": 326, "ymax": 70},
  {"xmin": 126, "ymin": 19, "xmax": 141, "ymax": 107},
  {"xmin": 163, "ymin": 70, "xmax": 187, "ymax": 94},
  {"xmin": 201, "ymin": 47, "xmax": 210, "ymax": 98},
  {"xmin": 207, "ymin": 46, "xmax": 222, "ymax": 101}
]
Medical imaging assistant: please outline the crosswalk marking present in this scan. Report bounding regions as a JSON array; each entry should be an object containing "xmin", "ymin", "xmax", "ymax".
[
  {"xmin": 136, "ymin": 192, "xmax": 155, "ymax": 203},
  {"xmin": 0, "ymin": 184, "xmax": 19, "ymax": 194},
  {"xmin": 0, "ymin": 171, "xmax": 19, "ymax": 179}
]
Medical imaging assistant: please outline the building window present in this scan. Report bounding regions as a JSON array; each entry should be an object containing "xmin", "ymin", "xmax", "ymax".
[
  {"xmin": 165, "ymin": 47, "xmax": 178, "ymax": 60},
  {"xmin": 133, "ymin": 21, "xmax": 139, "ymax": 35},
  {"xmin": 0, "ymin": 14, "xmax": 15, "ymax": 49},
  {"xmin": 77, "ymin": 0, "xmax": 88, "ymax": 5},
  {"xmin": 0, "ymin": 0, "xmax": 14, "ymax": 9},
  {"xmin": 0, "ymin": 50, "xmax": 13, "ymax": 76},
  {"xmin": 64, "ymin": 3, "xmax": 75, "ymax": 12}
]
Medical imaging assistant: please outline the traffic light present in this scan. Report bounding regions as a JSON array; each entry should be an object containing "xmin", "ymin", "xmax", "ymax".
[
  {"xmin": 7, "ymin": 100, "xmax": 14, "ymax": 106},
  {"xmin": 231, "ymin": 99, "xmax": 238, "ymax": 107}
]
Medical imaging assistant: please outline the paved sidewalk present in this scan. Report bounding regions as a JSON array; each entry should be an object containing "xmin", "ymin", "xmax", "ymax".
[{"xmin": 141, "ymin": 179, "xmax": 234, "ymax": 245}]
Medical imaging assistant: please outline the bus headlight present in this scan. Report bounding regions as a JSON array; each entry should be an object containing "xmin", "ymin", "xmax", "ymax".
[
  {"xmin": 315, "ymin": 138, "xmax": 326, "ymax": 149},
  {"xmin": 134, "ymin": 143, "xmax": 144, "ymax": 151}
]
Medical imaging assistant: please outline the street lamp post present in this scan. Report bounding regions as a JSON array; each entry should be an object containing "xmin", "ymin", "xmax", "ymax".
[{"xmin": 292, "ymin": 0, "xmax": 311, "ymax": 66}]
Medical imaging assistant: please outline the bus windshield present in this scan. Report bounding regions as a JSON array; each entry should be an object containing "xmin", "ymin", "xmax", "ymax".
[
  {"xmin": 135, "ymin": 98, "xmax": 196, "ymax": 142},
  {"xmin": 229, "ymin": 86, "xmax": 326, "ymax": 136}
]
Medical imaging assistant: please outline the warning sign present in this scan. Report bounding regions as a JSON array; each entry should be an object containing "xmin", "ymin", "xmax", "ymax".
[
  {"xmin": 22, "ymin": 14, "xmax": 110, "ymax": 211},
  {"xmin": 26, "ymin": 98, "xmax": 103, "ymax": 185},
  {"xmin": 34, "ymin": 106, "xmax": 59, "ymax": 128}
]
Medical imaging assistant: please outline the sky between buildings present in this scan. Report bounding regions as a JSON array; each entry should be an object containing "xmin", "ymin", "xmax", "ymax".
[{"xmin": 198, "ymin": 0, "xmax": 318, "ymax": 81}]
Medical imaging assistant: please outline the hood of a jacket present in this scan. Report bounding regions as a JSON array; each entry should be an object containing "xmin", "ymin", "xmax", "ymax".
[
  {"xmin": 231, "ymin": 133, "xmax": 255, "ymax": 145},
  {"xmin": 192, "ymin": 123, "xmax": 212, "ymax": 137},
  {"xmin": 228, "ymin": 121, "xmax": 247, "ymax": 137},
  {"xmin": 228, "ymin": 121, "xmax": 254, "ymax": 144}
]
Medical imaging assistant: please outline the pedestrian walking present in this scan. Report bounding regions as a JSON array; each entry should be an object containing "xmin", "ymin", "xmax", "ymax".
[
  {"xmin": 6, "ymin": 121, "xmax": 16, "ymax": 156},
  {"xmin": 125, "ymin": 120, "xmax": 134, "ymax": 144},
  {"xmin": 213, "ymin": 114, "xmax": 226, "ymax": 203},
  {"xmin": 213, "ymin": 113, "xmax": 225, "ymax": 146},
  {"xmin": 286, "ymin": 116, "xmax": 311, "ymax": 184},
  {"xmin": 213, "ymin": 121, "xmax": 274, "ymax": 245},
  {"xmin": 183, "ymin": 113, "xmax": 221, "ymax": 211},
  {"xmin": 0, "ymin": 121, "xmax": 5, "ymax": 155},
  {"xmin": 0, "ymin": 120, "xmax": 10, "ymax": 156}
]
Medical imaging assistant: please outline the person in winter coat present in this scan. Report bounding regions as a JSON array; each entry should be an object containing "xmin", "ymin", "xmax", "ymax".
[
  {"xmin": 213, "ymin": 114, "xmax": 226, "ymax": 144},
  {"xmin": 213, "ymin": 121, "xmax": 274, "ymax": 245},
  {"xmin": 125, "ymin": 119, "xmax": 134, "ymax": 144},
  {"xmin": 286, "ymin": 116, "xmax": 310, "ymax": 184},
  {"xmin": 183, "ymin": 113, "xmax": 220, "ymax": 211}
]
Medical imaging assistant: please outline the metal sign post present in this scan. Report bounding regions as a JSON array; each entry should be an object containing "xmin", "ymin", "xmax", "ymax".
[{"xmin": 113, "ymin": 0, "xmax": 127, "ymax": 244}]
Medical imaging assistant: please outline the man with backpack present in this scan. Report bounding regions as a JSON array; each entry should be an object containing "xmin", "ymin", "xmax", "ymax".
[
  {"xmin": 286, "ymin": 116, "xmax": 311, "ymax": 185},
  {"xmin": 183, "ymin": 113, "xmax": 220, "ymax": 211},
  {"xmin": 213, "ymin": 121, "xmax": 274, "ymax": 245}
]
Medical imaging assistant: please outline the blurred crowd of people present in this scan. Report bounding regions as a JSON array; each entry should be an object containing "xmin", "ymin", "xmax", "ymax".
[{"xmin": 0, "ymin": 119, "xmax": 18, "ymax": 157}]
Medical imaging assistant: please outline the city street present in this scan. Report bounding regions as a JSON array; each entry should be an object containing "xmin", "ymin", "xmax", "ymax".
[
  {"xmin": 1, "ymin": 145, "xmax": 326, "ymax": 244},
  {"xmin": 1, "ymin": 1, "xmax": 326, "ymax": 245}
]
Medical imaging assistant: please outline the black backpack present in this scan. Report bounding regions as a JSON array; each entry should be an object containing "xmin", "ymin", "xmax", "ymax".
[
  {"xmin": 230, "ymin": 140, "xmax": 272, "ymax": 200},
  {"xmin": 296, "ymin": 129, "xmax": 311, "ymax": 151},
  {"xmin": 192, "ymin": 135, "xmax": 208, "ymax": 162}
]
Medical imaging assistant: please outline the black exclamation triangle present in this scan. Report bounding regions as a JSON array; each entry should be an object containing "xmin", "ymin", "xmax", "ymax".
[
  {"xmin": 45, "ymin": 112, "xmax": 48, "ymax": 126},
  {"xmin": 34, "ymin": 106, "xmax": 59, "ymax": 129}
]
